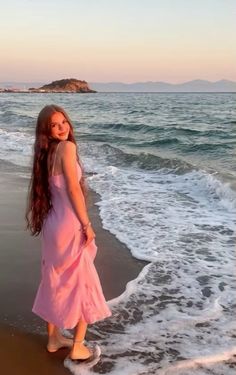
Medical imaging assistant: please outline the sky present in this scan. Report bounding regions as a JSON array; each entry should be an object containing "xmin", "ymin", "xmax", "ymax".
[{"xmin": 0, "ymin": 0, "xmax": 235, "ymax": 83}]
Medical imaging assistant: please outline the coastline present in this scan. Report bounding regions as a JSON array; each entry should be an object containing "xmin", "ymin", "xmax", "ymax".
[{"xmin": 0, "ymin": 166, "xmax": 148, "ymax": 373}]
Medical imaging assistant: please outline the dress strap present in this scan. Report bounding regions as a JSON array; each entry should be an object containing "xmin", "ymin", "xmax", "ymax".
[{"xmin": 51, "ymin": 142, "xmax": 60, "ymax": 177}]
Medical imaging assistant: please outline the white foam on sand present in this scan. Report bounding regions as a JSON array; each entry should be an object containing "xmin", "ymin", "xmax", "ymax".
[
  {"xmin": 158, "ymin": 347, "xmax": 236, "ymax": 375},
  {"xmin": 83, "ymin": 161, "xmax": 236, "ymax": 375},
  {"xmin": 0, "ymin": 127, "xmax": 33, "ymax": 166}
]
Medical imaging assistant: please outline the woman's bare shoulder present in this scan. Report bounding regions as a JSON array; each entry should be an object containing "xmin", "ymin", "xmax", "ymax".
[{"xmin": 59, "ymin": 141, "xmax": 76, "ymax": 155}]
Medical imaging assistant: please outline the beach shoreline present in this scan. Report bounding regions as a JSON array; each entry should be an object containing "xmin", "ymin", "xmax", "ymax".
[{"xmin": 0, "ymin": 166, "xmax": 148, "ymax": 373}]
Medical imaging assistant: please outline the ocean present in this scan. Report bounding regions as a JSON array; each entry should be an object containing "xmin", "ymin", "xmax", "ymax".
[{"xmin": 0, "ymin": 92, "xmax": 236, "ymax": 375}]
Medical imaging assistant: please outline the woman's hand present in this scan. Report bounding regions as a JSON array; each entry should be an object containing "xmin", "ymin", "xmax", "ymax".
[{"xmin": 83, "ymin": 225, "xmax": 96, "ymax": 248}]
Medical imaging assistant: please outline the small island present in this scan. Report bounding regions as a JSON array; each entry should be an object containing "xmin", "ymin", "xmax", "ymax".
[{"xmin": 0, "ymin": 78, "xmax": 96, "ymax": 93}]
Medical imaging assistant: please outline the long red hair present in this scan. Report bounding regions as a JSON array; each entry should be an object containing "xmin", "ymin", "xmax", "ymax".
[{"xmin": 25, "ymin": 104, "xmax": 88, "ymax": 236}]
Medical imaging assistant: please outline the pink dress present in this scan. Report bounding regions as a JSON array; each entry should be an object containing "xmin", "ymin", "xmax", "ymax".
[{"xmin": 32, "ymin": 144, "xmax": 112, "ymax": 329}]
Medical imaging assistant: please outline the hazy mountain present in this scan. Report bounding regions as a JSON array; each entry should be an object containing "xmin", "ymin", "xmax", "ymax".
[
  {"xmin": 89, "ymin": 79, "xmax": 236, "ymax": 92},
  {"xmin": 1, "ymin": 79, "xmax": 236, "ymax": 92}
]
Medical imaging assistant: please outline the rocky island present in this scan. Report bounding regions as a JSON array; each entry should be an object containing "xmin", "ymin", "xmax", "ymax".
[{"xmin": 0, "ymin": 78, "xmax": 96, "ymax": 93}]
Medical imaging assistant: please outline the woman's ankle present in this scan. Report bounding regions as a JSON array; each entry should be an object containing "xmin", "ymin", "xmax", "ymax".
[
  {"xmin": 72, "ymin": 339, "xmax": 85, "ymax": 348},
  {"xmin": 48, "ymin": 329, "xmax": 61, "ymax": 341}
]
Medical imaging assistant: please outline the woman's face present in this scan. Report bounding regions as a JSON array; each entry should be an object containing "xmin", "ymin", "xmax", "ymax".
[{"xmin": 49, "ymin": 112, "xmax": 70, "ymax": 141}]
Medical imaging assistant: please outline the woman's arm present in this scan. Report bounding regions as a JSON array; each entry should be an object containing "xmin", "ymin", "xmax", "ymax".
[{"xmin": 61, "ymin": 140, "xmax": 90, "ymax": 228}]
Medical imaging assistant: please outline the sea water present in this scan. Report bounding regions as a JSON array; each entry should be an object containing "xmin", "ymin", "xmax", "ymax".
[{"xmin": 0, "ymin": 92, "xmax": 236, "ymax": 374}]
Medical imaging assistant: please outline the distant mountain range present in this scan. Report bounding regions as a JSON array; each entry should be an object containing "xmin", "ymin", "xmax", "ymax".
[
  {"xmin": 1, "ymin": 79, "xmax": 236, "ymax": 92},
  {"xmin": 90, "ymin": 79, "xmax": 236, "ymax": 92}
]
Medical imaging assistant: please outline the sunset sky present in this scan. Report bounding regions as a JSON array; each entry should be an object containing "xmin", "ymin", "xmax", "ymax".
[{"xmin": 0, "ymin": 0, "xmax": 235, "ymax": 83}]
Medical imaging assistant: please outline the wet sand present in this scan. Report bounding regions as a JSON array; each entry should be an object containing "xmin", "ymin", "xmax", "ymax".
[{"xmin": 0, "ymin": 168, "xmax": 148, "ymax": 374}]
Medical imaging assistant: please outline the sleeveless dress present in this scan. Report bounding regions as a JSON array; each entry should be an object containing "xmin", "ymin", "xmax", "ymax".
[{"xmin": 32, "ymin": 143, "xmax": 112, "ymax": 329}]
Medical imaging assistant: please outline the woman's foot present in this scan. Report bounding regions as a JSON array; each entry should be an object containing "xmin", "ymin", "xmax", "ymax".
[
  {"xmin": 47, "ymin": 334, "xmax": 73, "ymax": 353},
  {"xmin": 69, "ymin": 340, "xmax": 93, "ymax": 360}
]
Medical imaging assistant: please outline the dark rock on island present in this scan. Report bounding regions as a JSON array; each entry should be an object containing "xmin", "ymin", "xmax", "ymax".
[{"xmin": 29, "ymin": 78, "xmax": 96, "ymax": 93}]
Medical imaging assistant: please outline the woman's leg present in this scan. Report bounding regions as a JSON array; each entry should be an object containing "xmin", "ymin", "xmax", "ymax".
[
  {"xmin": 47, "ymin": 320, "xmax": 92, "ymax": 359},
  {"xmin": 47, "ymin": 322, "xmax": 58, "ymax": 340},
  {"xmin": 70, "ymin": 319, "xmax": 92, "ymax": 360},
  {"xmin": 47, "ymin": 322, "xmax": 73, "ymax": 352},
  {"xmin": 74, "ymin": 319, "xmax": 88, "ymax": 342}
]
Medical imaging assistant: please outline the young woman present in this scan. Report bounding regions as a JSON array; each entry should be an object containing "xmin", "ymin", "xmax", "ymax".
[{"xmin": 26, "ymin": 104, "xmax": 112, "ymax": 362}]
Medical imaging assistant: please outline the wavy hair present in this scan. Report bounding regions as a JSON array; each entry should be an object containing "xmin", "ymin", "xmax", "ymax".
[{"xmin": 25, "ymin": 104, "xmax": 88, "ymax": 236}]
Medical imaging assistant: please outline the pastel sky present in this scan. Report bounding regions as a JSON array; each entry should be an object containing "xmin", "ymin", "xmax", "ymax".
[{"xmin": 0, "ymin": 0, "xmax": 235, "ymax": 83}]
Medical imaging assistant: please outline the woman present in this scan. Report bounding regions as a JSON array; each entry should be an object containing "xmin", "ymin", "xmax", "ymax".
[{"xmin": 25, "ymin": 104, "xmax": 112, "ymax": 362}]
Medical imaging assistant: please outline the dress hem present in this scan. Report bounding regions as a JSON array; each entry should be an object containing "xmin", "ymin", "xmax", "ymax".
[{"xmin": 32, "ymin": 307, "xmax": 112, "ymax": 330}]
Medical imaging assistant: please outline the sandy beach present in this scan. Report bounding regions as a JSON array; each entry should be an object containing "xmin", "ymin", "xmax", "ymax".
[{"xmin": 0, "ymin": 166, "xmax": 148, "ymax": 374}]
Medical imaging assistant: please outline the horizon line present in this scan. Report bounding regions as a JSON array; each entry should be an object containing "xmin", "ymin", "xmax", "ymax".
[{"xmin": 0, "ymin": 78, "xmax": 236, "ymax": 85}]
